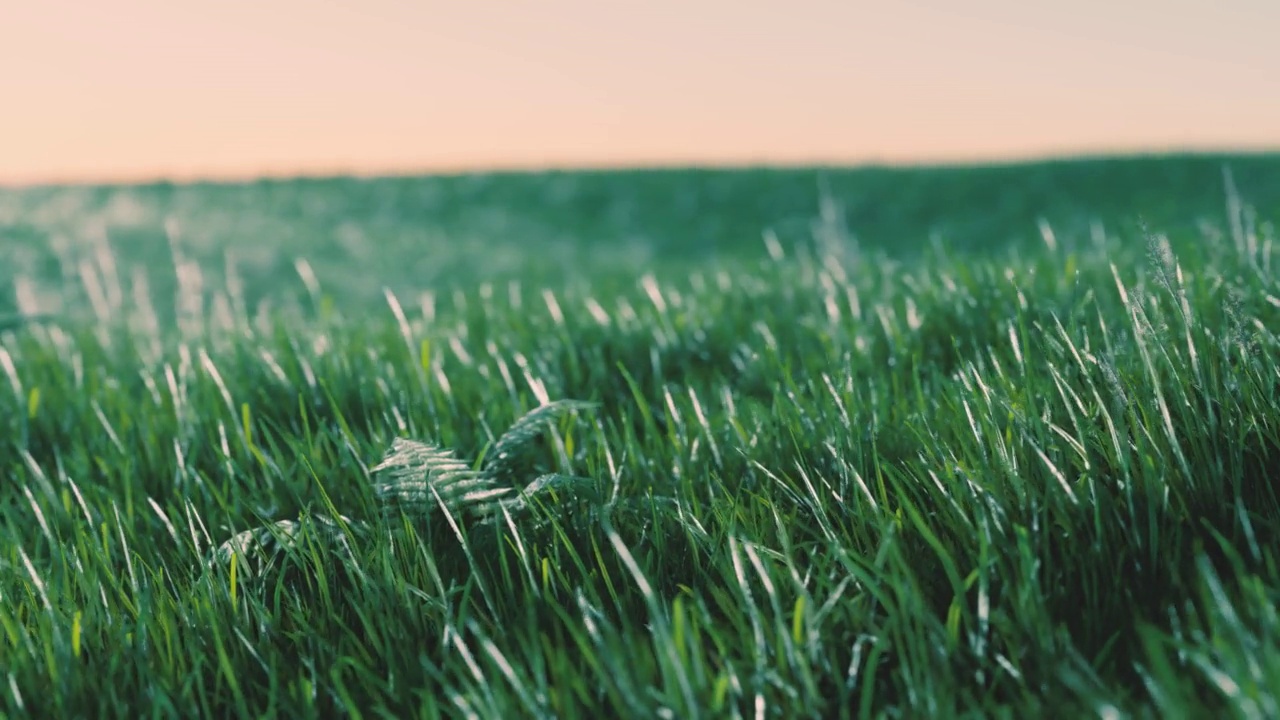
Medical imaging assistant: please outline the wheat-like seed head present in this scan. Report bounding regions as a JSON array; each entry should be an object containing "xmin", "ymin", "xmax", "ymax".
[{"xmin": 206, "ymin": 399, "xmax": 602, "ymax": 584}]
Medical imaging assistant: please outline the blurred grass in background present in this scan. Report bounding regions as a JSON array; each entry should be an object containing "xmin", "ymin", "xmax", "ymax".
[{"xmin": 4, "ymin": 153, "xmax": 1277, "ymax": 318}]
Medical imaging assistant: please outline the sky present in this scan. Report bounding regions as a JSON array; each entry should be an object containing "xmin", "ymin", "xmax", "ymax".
[{"xmin": 1, "ymin": 0, "xmax": 1277, "ymax": 185}]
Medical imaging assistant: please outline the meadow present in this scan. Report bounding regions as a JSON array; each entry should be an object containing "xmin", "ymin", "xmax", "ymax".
[{"xmin": 1, "ymin": 153, "xmax": 1279, "ymax": 718}]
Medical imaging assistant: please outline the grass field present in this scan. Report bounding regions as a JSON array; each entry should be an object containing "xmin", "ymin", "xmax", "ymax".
[{"xmin": 2, "ymin": 153, "xmax": 1279, "ymax": 717}]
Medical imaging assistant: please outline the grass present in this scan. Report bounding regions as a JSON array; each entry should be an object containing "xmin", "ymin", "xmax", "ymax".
[{"xmin": 2, "ymin": 154, "xmax": 1280, "ymax": 717}]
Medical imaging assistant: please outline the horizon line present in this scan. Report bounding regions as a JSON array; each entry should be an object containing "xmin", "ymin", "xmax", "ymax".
[{"xmin": 4, "ymin": 145, "xmax": 1278, "ymax": 191}]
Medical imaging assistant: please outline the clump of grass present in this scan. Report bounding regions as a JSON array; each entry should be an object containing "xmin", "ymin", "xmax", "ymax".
[{"xmin": 206, "ymin": 400, "xmax": 601, "ymax": 583}]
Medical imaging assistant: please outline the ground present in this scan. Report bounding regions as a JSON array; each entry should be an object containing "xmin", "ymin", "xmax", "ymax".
[{"xmin": 1, "ymin": 153, "xmax": 1278, "ymax": 717}]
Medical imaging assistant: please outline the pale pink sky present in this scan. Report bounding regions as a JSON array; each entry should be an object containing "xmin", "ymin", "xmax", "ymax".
[{"xmin": 1, "ymin": 0, "xmax": 1276, "ymax": 185}]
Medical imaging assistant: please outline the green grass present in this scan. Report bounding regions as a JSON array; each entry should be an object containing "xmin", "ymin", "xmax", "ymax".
[{"xmin": 2, "ymin": 154, "xmax": 1280, "ymax": 717}]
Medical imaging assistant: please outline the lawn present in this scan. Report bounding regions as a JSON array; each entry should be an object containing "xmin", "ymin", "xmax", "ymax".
[{"xmin": 2, "ymin": 153, "xmax": 1279, "ymax": 718}]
